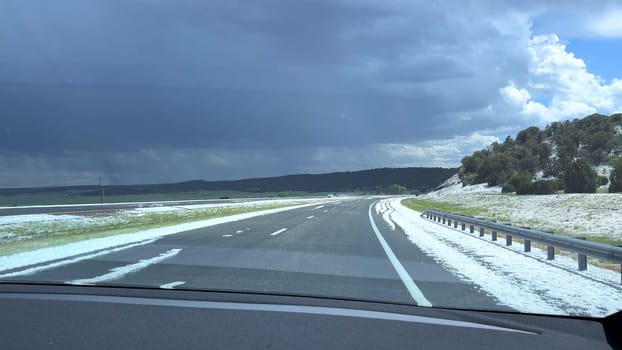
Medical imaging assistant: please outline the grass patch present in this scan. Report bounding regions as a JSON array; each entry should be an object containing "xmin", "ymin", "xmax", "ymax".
[
  {"xmin": 0, "ymin": 203, "xmax": 293, "ymax": 256},
  {"xmin": 582, "ymin": 235, "xmax": 622, "ymax": 247},
  {"xmin": 401, "ymin": 198, "xmax": 488, "ymax": 217}
]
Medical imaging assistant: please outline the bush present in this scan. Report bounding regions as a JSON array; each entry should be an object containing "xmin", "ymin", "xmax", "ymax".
[
  {"xmin": 508, "ymin": 171, "xmax": 560, "ymax": 195},
  {"xmin": 509, "ymin": 171, "xmax": 532, "ymax": 195},
  {"xmin": 531, "ymin": 179, "xmax": 560, "ymax": 194},
  {"xmin": 609, "ymin": 159, "xmax": 622, "ymax": 193},
  {"xmin": 563, "ymin": 159, "xmax": 597, "ymax": 193},
  {"xmin": 597, "ymin": 175, "xmax": 609, "ymax": 187}
]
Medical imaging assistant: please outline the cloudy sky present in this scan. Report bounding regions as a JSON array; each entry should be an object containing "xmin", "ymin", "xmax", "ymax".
[{"xmin": 1, "ymin": 0, "xmax": 622, "ymax": 186}]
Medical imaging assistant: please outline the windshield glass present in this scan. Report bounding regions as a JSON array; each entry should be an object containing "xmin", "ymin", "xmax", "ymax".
[{"xmin": 1, "ymin": 0, "xmax": 621, "ymax": 318}]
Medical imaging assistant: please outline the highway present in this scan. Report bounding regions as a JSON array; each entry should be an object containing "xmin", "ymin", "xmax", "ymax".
[{"xmin": 7, "ymin": 198, "xmax": 505, "ymax": 309}]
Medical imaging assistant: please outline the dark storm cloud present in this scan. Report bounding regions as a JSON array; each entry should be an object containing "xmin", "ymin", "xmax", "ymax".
[
  {"xmin": 2, "ymin": 0, "xmax": 620, "ymax": 185},
  {"xmin": 1, "ymin": 0, "xmax": 502, "ymax": 154}
]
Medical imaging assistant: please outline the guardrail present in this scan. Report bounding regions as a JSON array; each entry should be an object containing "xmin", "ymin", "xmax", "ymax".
[{"xmin": 422, "ymin": 209, "xmax": 622, "ymax": 284}]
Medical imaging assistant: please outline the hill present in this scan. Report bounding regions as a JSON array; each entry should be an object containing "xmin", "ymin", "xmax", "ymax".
[
  {"xmin": 459, "ymin": 113, "xmax": 622, "ymax": 194},
  {"xmin": 0, "ymin": 167, "xmax": 457, "ymax": 197}
]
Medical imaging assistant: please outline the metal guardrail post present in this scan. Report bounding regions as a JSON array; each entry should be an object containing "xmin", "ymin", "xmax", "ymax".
[
  {"xmin": 447, "ymin": 219, "xmax": 451, "ymax": 226},
  {"xmin": 461, "ymin": 223, "xmax": 465, "ymax": 231},
  {"xmin": 492, "ymin": 231, "xmax": 497, "ymax": 241},
  {"xmin": 506, "ymin": 235, "xmax": 512, "ymax": 246},
  {"xmin": 524, "ymin": 240, "xmax": 531, "ymax": 252},
  {"xmin": 442, "ymin": 218, "xmax": 446, "ymax": 224},
  {"xmin": 454, "ymin": 220, "xmax": 458, "ymax": 228},
  {"xmin": 577, "ymin": 237, "xmax": 587, "ymax": 271},
  {"xmin": 547, "ymin": 246, "xmax": 555, "ymax": 260},
  {"xmin": 479, "ymin": 227, "xmax": 484, "ymax": 237},
  {"xmin": 469, "ymin": 224, "xmax": 474, "ymax": 233}
]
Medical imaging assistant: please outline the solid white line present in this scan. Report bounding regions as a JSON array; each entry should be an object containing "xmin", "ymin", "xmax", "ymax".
[
  {"xmin": 0, "ymin": 239, "xmax": 159, "ymax": 279},
  {"xmin": 68, "ymin": 248, "xmax": 182, "ymax": 285},
  {"xmin": 222, "ymin": 234, "xmax": 233, "ymax": 237},
  {"xmin": 269, "ymin": 228, "xmax": 288, "ymax": 236},
  {"xmin": 314, "ymin": 205, "xmax": 325, "ymax": 210},
  {"xmin": 160, "ymin": 281, "xmax": 186, "ymax": 289},
  {"xmin": 306, "ymin": 215, "xmax": 314, "ymax": 219},
  {"xmin": 368, "ymin": 202, "xmax": 432, "ymax": 307}
]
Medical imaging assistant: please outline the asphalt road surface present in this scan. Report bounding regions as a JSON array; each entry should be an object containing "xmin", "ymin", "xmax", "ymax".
[{"xmin": 6, "ymin": 198, "xmax": 505, "ymax": 310}]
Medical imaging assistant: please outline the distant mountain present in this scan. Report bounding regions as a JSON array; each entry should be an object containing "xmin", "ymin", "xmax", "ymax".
[
  {"xmin": 459, "ymin": 113, "xmax": 622, "ymax": 194},
  {"xmin": 0, "ymin": 167, "xmax": 457, "ymax": 196}
]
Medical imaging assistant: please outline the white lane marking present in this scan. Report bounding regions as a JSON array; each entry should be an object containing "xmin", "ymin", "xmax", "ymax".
[
  {"xmin": 368, "ymin": 203, "xmax": 432, "ymax": 307},
  {"xmin": 68, "ymin": 248, "xmax": 182, "ymax": 285},
  {"xmin": 235, "ymin": 230, "xmax": 244, "ymax": 233},
  {"xmin": 160, "ymin": 281, "xmax": 186, "ymax": 289},
  {"xmin": 0, "ymin": 239, "xmax": 158, "ymax": 279},
  {"xmin": 222, "ymin": 234, "xmax": 233, "ymax": 237},
  {"xmin": 269, "ymin": 228, "xmax": 288, "ymax": 236},
  {"xmin": 314, "ymin": 205, "xmax": 325, "ymax": 210},
  {"xmin": 306, "ymin": 215, "xmax": 314, "ymax": 219},
  {"xmin": 323, "ymin": 209, "xmax": 328, "ymax": 212}
]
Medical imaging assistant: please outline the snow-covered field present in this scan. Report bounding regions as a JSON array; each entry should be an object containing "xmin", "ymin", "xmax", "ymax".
[
  {"xmin": 425, "ymin": 178, "xmax": 622, "ymax": 240},
  {"xmin": 380, "ymin": 198, "xmax": 622, "ymax": 317}
]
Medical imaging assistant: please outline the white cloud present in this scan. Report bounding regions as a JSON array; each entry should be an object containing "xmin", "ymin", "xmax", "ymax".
[
  {"xmin": 380, "ymin": 133, "xmax": 500, "ymax": 168},
  {"xmin": 589, "ymin": 9, "xmax": 622, "ymax": 38},
  {"xmin": 497, "ymin": 33, "xmax": 622, "ymax": 124}
]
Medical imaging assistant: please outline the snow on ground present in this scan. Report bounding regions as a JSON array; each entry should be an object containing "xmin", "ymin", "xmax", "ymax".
[
  {"xmin": 424, "ymin": 187, "xmax": 622, "ymax": 240},
  {"xmin": 426, "ymin": 172, "xmax": 622, "ymax": 241},
  {"xmin": 375, "ymin": 199, "xmax": 395, "ymax": 230},
  {"xmin": 379, "ymin": 198, "xmax": 622, "ymax": 317},
  {"xmin": 428, "ymin": 178, "xmax": 502, "ymax": 197},
  {"xmin": 0, "ymin": 200, "xmax": 330, "ymax": 274},
  {"xmin": 595, "ymin": 165, "xmax": 613, "ymax": 177},
  {"xmin": 0, "ymin": 213, "xmax": 83, "ymax": 226}
]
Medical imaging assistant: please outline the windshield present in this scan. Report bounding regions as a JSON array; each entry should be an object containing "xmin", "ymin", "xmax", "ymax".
[{"xmin": 1, "ymin": 0, "xmax": 621, "ymax": 318}]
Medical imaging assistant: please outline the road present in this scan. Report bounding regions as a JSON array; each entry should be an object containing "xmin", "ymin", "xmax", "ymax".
[{"xmin": 6, "ymin": 198, "xmax": 504, "ymax": 309}]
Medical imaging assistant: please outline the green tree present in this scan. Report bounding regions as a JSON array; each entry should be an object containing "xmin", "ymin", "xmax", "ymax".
[
  {"xmin": 609, "ymin": 158, "xmax": 622, "ymax": 193},
  {"xmin": 478, "ymin": 153, "xmax": 517, "ymax": 186},
  {"xmin": 509, "ymin": 171, "xmax": 533, "ymax": 195},
  {"xmin": 563, "ymin": 158, "xmax": 597, "ymax": 193}
]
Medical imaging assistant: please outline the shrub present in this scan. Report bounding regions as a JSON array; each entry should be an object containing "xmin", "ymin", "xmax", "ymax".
[
  {"xmin": 531, "ymin": 179, "xmax": 560, "ymax": 194},
  {"xmin": 609, "ymin": 159, "xmax": 622, "ymax": 193},
  {"xmin": 563, "ymin": 159, "xmax": 597, "ymax": 193}
]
